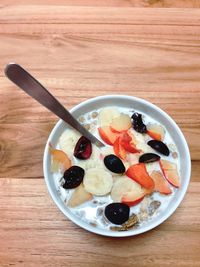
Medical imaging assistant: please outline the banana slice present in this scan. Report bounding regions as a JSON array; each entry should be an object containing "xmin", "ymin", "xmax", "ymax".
[
  {"xmin": 59, "ymin": 128, "xmax": 81, "ymax": 157},
  {"xmin": 76, "ymin": 145, "xmax": 104, "ymax": 170},
  {"xmin": 99, "ymin": 107, "xmax": 120, "ymax": 127},
  {"xmin": 83, "ymin": 168, "xmax": 113, "ymax": 196},
  {"xmin": 111, "ymin": 176, "xmax": 145, "ymax": 202}
]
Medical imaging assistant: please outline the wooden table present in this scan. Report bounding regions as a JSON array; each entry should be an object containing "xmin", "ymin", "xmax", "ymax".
[{"xmin": 0, "ymin": 1, "xmax": 200, "ymax": 266}]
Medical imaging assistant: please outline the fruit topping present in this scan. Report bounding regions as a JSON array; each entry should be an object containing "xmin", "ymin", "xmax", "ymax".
[
  {"xmin": 110, "ymin": 113, "xmax": 132, "ymax": 133},
  {"xmin": 83, "ymin": 168, "xmax": 113, "ymax": 196},
  {"xmin": 120, "ymin": 132, "xmax": 140, "ymax": 153},
  {"xmin": 105, "ymin": 203, "xmax": 130, "ymax": 225},
  {"xmin": 49, "ymin": 144, "xmax": 71, "ymax": 172},
  {"xmin": 131, "ymin": 113, "xmax": 147, "ymax": 133},
  {"xmin": 139, "ymin": 153, "xmax": 160, "ymax": 163},
  {"xmin": 147, "ymin": 140, "xmax": 170, "ymax": 156},
  {"xmin": 111, "ymin": 177, "xmax": 146, "ymax": 204},
  {"xmin": 63, "ymin": 166, "xmax": 85, "ymax": 189},
  {"xmin": 150, "ymin": 171, "xmax": 172, "ymax": 194},
  {"xmin": 67, "ymin": 183, "xmax": 93, "ymax": 207},
  {"xmin": 121, "ymin": 186, "xmax": 146, "ymax": 207},
  {"xmin": 159, "ymin": 160, "xmax": 180, "ymax": 188},
  {"xmin": 113, "ymin": 137, "xmax": 127, "ymax": 160},
  {"xmin": 99, "ymin": 107, "xmax": 120, "ymax": 127},
  {"xmin": 74, "ymin": 136, "xmax": 92, "ymax": 159},
  {"xmin": 147, "ymin": 124, "xmax": 165, "ymax": 141},
  {"xmin": 104, "ymin": 154, "xmax": 126, "ymax": 174},
  {"xmin": 98, "ymin": 126, "xmax": 119, "ymax": 145},
  {"xmin": 126, "ymin": 163, "xmax": 155, "ymax": 190},
  {"xmin": 113, "ymin": 132, "xmax": 140, "ymax": 160},
  {"xmin": 59, "ymin": 129, "xmax": 81, "ymax": 156}
]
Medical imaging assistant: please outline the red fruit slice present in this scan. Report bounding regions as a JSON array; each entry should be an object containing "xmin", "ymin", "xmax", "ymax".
[
  {"xmin": 122, "ymin": 195, "xmax": 144, "ymax": 207},
  {"xmin": 98, "ymin": 126, "xmax": 119, "ymax": 145},
  {"xmin": 126, "ymin": 163, "xmax": 155, "ymax": 190},
  {"xmin": 120, "ymin": 132, "xmax": 140, "ymax": 153},
  {"xmin": 151, "ymin": 171, "xmax": 172, "ymax": 194},
  {"xmin": 110, "ymin": 114, "xmax": 132, "ymax": 133},
  {"xmin": 74, "ymin": 136, "xmax": 92, "ymax": 159},
  {"xmin": 147, "ymin": 130, "xmax": 162, "ymax": 141},
  {"xmin": 49, "ymin": 144, "xmax": 71, "ymax": 172},
  {"xmin": 111, "ymin": 177, "xmax": 146, "ymax": 206},
  {"xmin": 159, "ymin": 159, "xmax": 177, "ymax": 170},
  {"xmin": 113, "ymin": 137, "xmax": 127, "ymax": 160},
  {"xmin": 159, "ymin": 160, "xmax": 180, "ymax": 188}
]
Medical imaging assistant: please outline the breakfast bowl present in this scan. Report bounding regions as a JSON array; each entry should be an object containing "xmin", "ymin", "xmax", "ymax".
[{"xmin": 43, "ymin": 95, "xmax": 191, "ymax": 237}]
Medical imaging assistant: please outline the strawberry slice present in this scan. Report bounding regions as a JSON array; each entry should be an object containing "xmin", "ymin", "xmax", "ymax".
[
  {"xmin": 159, "ymin": 160, "xmax": 180, "ymax": 188},
  {"xmin": 120, "ymin": 132, "xmax": 140, "ymax": 153},
  {"xmin": 98, "ymin": 126, "xmax": 119, "ymax": 145},
  {"xmin": 126, "ymin": 163, "xmax": 155, "ymax": 190},
  {"xmin": 151, "ymin": 170, "xmax": 172, "ymax": 194},
  {"xmin": 113, "ymin": 137, "xmax": 127, "ymax": 160}
]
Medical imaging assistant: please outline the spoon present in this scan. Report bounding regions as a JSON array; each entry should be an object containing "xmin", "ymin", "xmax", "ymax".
[{"xmin": 4, "ymin": 63, "xmax": 105, "ymax": 147}]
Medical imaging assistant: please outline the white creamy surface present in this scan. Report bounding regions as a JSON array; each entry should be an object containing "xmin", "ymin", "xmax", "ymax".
[{"xmin": 52, "ymin": 107, "xmax": 180, "ymax": 231}]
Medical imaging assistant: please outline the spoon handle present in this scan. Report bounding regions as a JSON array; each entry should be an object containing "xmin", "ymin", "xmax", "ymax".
[{"xmin": 4, "ymin": 63, "xmax": 104, "ymax": 147}]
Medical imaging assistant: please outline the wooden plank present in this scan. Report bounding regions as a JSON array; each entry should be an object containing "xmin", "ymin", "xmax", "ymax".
[
  {"xmin": 0, "ymin": 0, "xmax": 200, "ymax": 8},
  {"xmin": 0, "ymin": 123, "xmax": 53, "ymax": 178},
  {"xmin": 0, "ymin": 178, "xmax": 199, "ymax": 267},
  {"xmin": 0, "ymin": 122, "xmax": 199, "ymax": 180},
  {"xmin": 1, "ymin": 6, "xmax": 200, "ymax": 25},
  {"xmin": 0, "ymin": 121, "xmax": 199, "ymax": 178},
  {"xmin": 0, "ymin": 5, "xmax": 199, "ymax": 267},
  {"xmin": 1, "ymin": 80, "xmax": 200, "ymax": 127}
]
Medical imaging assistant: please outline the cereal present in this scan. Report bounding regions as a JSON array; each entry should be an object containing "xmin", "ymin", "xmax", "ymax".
[{"xmin": 51, "ymin": 106, "xmax": 180, "ymax": 231}]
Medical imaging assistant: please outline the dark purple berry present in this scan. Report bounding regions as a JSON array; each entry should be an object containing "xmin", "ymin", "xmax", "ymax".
[
  {"xmin": 139, "ymin": 153, "xmax": 160, "ymax": 163},
  {"xmin": 74, "ymin": 136, "xmax": 92, "ymax": 160},
  {"xmin": 63, "ymin": 166, "xmax": 84, "ymax": 189},
  {"xmin": 131, "ymin": 112, "xmax": 147, "ymax": 133},
  {"xmin": 105, "ymin": 203, "xmax": 130, "ymax": 225},
  {"xmin": 147, "ymin": 140, "xmax": 170, "ymax": 156}
]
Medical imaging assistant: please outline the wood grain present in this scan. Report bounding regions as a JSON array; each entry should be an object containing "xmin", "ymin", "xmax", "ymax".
[
  {"xmin": 0, "ymin": 0, "xmax": 200, "ymax": 8},
  {"xmin": 0, "ymin": 178, "xmax": 200, "ymax": 267},
  {"xmin": 0, "ymin": 3, "xmax": 200, "ymax": 267}
]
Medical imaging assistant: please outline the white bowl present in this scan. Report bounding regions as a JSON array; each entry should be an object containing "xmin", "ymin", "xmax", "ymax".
[{"xmin": 43, "ymin": 95, "xmax": 191, "ymax": 237}]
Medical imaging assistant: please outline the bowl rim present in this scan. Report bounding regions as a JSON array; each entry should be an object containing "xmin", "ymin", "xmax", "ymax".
[{"xmin": 43, "ymin": 94, "xmax": 191, "ymax": 237}]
